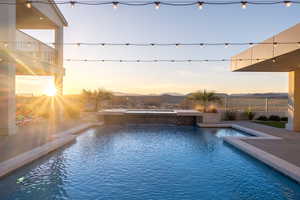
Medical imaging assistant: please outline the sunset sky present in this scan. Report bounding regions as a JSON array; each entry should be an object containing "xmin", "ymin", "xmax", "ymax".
[{"xmin": 17, "ymin": 2, "xmax": 300, "ymax": 95}]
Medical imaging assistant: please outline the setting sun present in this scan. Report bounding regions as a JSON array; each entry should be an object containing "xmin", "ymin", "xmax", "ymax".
[{"xmin": 44, "ymin": 85, "xmax": 57, "ymax": 96}]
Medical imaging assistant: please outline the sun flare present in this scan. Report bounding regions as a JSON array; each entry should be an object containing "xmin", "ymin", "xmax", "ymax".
[{"xmin": 44, "ymin": 85, "xmax": 57, "ymax": 96}]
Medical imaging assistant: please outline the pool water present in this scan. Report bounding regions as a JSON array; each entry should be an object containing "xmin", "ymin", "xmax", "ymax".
[{"xmin": 1, "ymin": 125, "xmax": 300, "ymax": 200}]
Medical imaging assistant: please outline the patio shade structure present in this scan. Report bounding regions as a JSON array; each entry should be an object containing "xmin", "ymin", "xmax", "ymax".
[{"xmin": 231, "ymin": 23, "xmax": 300, "ymax": 131}]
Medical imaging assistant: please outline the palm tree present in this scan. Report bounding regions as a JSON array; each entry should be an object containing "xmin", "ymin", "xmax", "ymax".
[
  {"xmin": 82, "ymin": 88, "xmax": 113, "ymax": 111},
  {"xmin": 187, "ymin": 90, "xmax": 222, "ymax": 112}
]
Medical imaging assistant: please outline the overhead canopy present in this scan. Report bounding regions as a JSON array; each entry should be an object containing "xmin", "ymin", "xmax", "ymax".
[
  {"xmin": 231, "ymin": 23, "xmax": 300, "ymax": 72},
  {"xmin": 17, "ymin": 0, "xmax": 68, "ymax": 29}
]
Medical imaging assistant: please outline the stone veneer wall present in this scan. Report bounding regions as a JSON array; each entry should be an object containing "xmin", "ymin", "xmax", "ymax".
[{"xmin": 102, "ymin": 114, "xmax": 202, "ymax": 126}]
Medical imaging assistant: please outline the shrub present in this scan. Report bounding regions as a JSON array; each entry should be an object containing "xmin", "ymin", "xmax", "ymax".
[
  {"xmin": 245, "ymin": 111, "xmax": 255, "ymax": 120},
  {"xmin": 269, "ymin": 115, "xmax": 281, "ymax": 121},
  {"xmin": 64, "ymin": 106, "xmax": 81, "ymax": 119},
  {"xmin": 224, "ymin": 111, "xmax": 236, "ymax": 121},
  {"xmin": 280, "ymin": 117, "xmax": 288, "ymax": 122},
  {"xmin": 36, "ymin": 110, "xmax": 50, "ymax": 119},
  {"xmin": 256, "ymin": 115, "xmax": 268, "ymax": 121},
  {"xmin": 208, "ymin": 108, "xmax": 218, "ymax": 113}
]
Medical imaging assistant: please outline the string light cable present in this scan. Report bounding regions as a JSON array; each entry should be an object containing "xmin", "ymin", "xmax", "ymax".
[
  {"xmin": 1, "ymin": 41, "xmax": 300, "ymax": 47},
  {"xmin": 1, "ymin": 0, "xmax": 299, "ymax": 9},
  {"xmin": 64, "ymin": 58, "xmax": 269, "ymax": 63},
  {"xmin": 0, "ymin": 57, "xmax": 273, "ymax": 63}
]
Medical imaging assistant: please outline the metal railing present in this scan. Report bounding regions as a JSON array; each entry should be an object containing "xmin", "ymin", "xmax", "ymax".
[{"xmin": 15, "ymin": 30, "xmax": 57, "ymax": 65}]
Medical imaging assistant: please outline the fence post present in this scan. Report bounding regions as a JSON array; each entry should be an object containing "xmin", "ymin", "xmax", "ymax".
[{"xmin": 265, "ymin": 98, "xmax": 269, "ymax": 113}]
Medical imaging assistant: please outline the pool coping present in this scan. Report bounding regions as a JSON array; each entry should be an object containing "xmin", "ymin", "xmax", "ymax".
[
  {"xmin": 0, "ymin": 122, "xmax": 103, "ymax": 179},
  {"xmin": 198, "ymin": 123, "xmax": 300, "ymax": 183}
]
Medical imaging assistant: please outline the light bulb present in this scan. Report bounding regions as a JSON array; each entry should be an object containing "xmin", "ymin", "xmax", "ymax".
[
  {"xmin": 197, "ymin": 2, "xmax": 204, "ymax": 9},
  {"xmin": 225, "ymin": 43, "xmax": 229, "ymax": 48},
  {"xmin": 241, "ymin": 1, "xmax": 248, "ymax": 9},
  {"xmin": 26, "ymin": 1, "xmax": 32, "ymax": 8},
  {"xmin": 175, "ymin": 43, "xmax": 180, "ymax": 48},
  {"xmin": 155, "ymin": 2, "xmax": 160, "ymax": 10},
  {"xmin": 297, "ymin": 42, "xmax": 300, "ymax": 47},
  {"xmin": 273, "ymin": 42, "xmax": 278, "ymax": 47},
  {"xmin": 70, "ymin": 1, "xmax": 76, "ymax": 8},
  {"xmin": 112, "ymin": 2, "xmax": 119, "ymax": 9},
  {"xmin": 284, "ymin": 1, "xmax": 292, "ymax": 7}
]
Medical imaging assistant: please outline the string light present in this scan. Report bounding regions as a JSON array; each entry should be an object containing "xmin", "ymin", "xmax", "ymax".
[
  {"xmin": 197, "ymin": 1, "xmax": 204, "ymax": 9},
  {"xmin": 26, "ymin": 0, "xmax": 32, "ymax": 8},
  {"xmin": 2, "ymin": 1, "xmax": 299, "ymax": 8},
  {"xmin": 284, "ymin": 1, "xmax": 292, "ymax": 7},
  {"xmin": 60, "ymin": 41, "xmax": 300, "ymax": 47},
  {"xmin": 241, "ymin": 1, "xmax": 248, "ymax": 9},
  {"xmin": 65, "ymin": 58, "xmax": 267, "ymax": 63},
  {"xmin": 2, "ymin": 41, "xmax": 300, "ymax": 47},
  {"xmin": 297, "ymin": 42, "xmax": 300, "ymax": 47},
  {"xmin": 155, "ymin": 2, "xmax": 160, "ymax": 9}
]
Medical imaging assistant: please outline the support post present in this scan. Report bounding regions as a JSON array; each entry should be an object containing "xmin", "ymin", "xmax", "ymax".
[
  {"xmin": 286, "ymin": 70, "xmax": 300, "ymax": 131},
  {"xmin": 53, "ymin": 27, "xmax": 64, "ymax": 123},
  {"xmin": 54, "ymin": 26, "xmax": 64, "ymax": 95},
  {"xmin": 265, "ymin": 98, "xmax": 269, "ymax": 113},
  {"xmin": 0, "ymin": 2, "xmax": 16, "ymax": 135}
]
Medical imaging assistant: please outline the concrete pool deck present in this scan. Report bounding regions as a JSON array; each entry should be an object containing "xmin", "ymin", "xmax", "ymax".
[
  {"xmin": 0, "ymin": 119, "xmax": 103, "ymax": 178},
  {"xmin": 198, "ymin": 121, "xmax": 300, "ymax": 183}
]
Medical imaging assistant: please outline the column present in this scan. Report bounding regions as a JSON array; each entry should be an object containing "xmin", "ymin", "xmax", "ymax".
[
  {"xmin": 286, "ymin": 70, "xmax": 300, "ymax": 131},
  {"xmin": 0, "ymin": 2, "xmax": 16, "ymax": 135},
  {"xmin": 54, "ymin": 27, "xmax": 64, "ymax": 123},
  {"xmin": 54, "ymin": 26, "xmax": 64, "ymax": 95}
]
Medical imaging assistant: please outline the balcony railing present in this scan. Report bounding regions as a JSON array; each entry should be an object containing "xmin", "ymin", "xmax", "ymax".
[{"xmin": 15, "ymin": 30, "xmax": 57, "ymax": 65}]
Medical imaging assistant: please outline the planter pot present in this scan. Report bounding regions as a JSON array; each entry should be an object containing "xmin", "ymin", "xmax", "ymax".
[{"xmin": 201, "ymin": 113, "xmax": 221, "ymax": 124}]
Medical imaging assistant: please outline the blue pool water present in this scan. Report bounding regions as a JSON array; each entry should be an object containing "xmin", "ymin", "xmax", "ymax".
[{"xmin": 1, "ymin": 125, "xmax": 300, "ymax": 200}]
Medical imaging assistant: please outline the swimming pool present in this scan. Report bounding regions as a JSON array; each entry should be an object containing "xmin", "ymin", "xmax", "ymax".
[{"xmin": 0, "ymin": 125, "xmax": 300, "ymax": 200}]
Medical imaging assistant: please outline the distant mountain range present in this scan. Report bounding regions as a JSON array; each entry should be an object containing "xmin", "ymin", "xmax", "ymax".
[
  {"xmin": 113, "ymin": 92, "xmax": 288, "ymax": 98},
  {"xmin": 113, "ymin": 92, "xmax": 185, "ymax": 96}
]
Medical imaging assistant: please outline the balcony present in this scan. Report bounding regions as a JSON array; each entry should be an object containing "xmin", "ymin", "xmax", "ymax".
[
  {"xmin": 16, "ymin": 30, "xmax": 56, "ymax": 65},
  {"xmin": 12, "ymin": 30, "xmax": 63, "ymax": 75}
]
